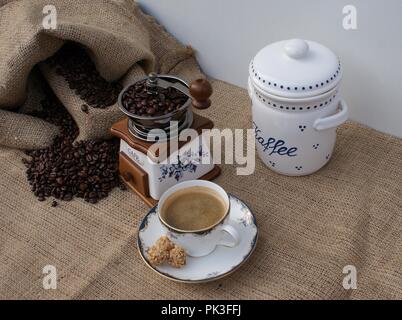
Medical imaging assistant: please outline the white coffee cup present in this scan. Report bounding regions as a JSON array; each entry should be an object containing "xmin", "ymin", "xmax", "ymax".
[{"xmin": 158, "ymin": 180, "xmax": 240, "ymax": 257}]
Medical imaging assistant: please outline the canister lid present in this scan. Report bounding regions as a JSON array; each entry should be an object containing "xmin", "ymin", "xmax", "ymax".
[{"xmin": 249, "ymin": 39, "xmax": 342, "ymax": 99}]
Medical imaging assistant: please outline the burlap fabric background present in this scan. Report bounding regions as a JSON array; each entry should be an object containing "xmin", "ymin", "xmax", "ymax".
[
  {"xmin": 0, "ymin": 0, "xmax": 197, "ymax": 147},
  {"xmin": 0, "ymin": 0, "xmax": 401, "ymax": 300},
  {"xmin": 0, "ymin": 79, "xmax": 401, "ymax": 299}
]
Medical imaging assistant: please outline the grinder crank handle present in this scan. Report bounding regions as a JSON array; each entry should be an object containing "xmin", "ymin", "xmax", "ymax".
[{"xmin": 189, "ymin": 79, "xmax": 213, "ymax": 110}]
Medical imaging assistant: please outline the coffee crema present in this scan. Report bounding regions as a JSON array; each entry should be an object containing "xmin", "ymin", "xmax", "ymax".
[{"xmin": 161, "ymin": 186, "xmax": 227, "ymax": 231}]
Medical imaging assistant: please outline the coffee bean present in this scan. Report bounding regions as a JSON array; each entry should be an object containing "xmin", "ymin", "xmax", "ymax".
[
  {"xmin": 81, "ymin": 104, "xmax": 89, "ymax": 113},
  {"xmin": 64, "ymin": 193, "xmax": 73, "ymax": 201},
  {"xmin": 119, "ymin": 180, "xmax": 127, "ymax": 191},
  {"xmin": 79, "ymin": 183, "xmax": 88, "ymax": 191},
  {"xmin": 147, "ymin": 107, "xmax": 156, "ymax": 115},
  {"xmin": 51, "ymin": 200, "xmax": 58, "ymax": 207}
]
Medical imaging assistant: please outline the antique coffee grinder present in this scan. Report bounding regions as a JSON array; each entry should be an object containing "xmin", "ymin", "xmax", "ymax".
[{"xmin": 111, "ymin": 73, "xmax": 220, "ymax": 207}]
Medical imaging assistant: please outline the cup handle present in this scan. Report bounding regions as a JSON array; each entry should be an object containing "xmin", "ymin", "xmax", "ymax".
[
  {"xmin": 218, "ymin": 225, "xmax": 240, "ymax": 248},
  {"xmin": 313, "ymin": 99, "xmax": 349, "ymax": 131}
]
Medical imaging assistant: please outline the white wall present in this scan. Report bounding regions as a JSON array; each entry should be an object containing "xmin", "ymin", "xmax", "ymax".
[{"xmin": 137, "ymin": 0, "xmax": 402, "ymax": 138}]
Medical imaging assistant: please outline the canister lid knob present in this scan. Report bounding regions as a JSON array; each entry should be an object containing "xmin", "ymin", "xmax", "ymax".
[{"xmin": 284, "ymin": 39, "xmax": 309, "ymax": 59}]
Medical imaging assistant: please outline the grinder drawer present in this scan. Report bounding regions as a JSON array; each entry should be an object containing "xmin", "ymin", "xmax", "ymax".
[{"xmin": 119, "ymin": 152, "xmax": 150, "ymax": 197}]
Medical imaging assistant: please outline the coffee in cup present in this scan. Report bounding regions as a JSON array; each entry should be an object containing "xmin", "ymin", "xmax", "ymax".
[{"xmin": 160, "ymin": 186, "xmax": 227, "ymax": 232}]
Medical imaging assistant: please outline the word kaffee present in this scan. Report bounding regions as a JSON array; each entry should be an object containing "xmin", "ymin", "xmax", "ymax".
[{"xmin": 253, "ymin": 122, "xmax": 298, "ymax": 157}]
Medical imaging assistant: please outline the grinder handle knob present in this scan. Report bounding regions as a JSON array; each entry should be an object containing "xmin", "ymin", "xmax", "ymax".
[{"xmin": 189, "ymin": 79, "xmax": 213, "ymax": 109}]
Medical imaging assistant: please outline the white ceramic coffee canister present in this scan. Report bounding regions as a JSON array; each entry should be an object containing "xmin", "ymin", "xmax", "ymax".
[{"xmin": 248, "ymin": 39, "xmax": 348, "ymax": 176}]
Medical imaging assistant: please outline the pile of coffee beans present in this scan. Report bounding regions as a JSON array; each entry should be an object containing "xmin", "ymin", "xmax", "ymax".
[
  {"xmin": 121, "ymin": 80, "xmax": 188, "ymax": 116},
  {"xmin": 24, "ymin": 87, "xmax": 126, "ymax": 205},
  {"xmin": 47, "ymin": 42, "xmax": 122, "ymax": 109}
]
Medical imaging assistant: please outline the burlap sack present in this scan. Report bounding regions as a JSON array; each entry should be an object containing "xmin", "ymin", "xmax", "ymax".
[
  {"xmin": 0, "ymin": 70, "xmax": 60, "ymax": 149},
  {"xmin": 0, "ymin": 0, "xmax": 196, "ymax": 148}
]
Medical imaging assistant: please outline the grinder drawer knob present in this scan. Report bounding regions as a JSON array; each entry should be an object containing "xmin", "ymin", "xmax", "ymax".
[{"xmin": 123, "ymin": 172, "xmax": 134, "ymax": 182}]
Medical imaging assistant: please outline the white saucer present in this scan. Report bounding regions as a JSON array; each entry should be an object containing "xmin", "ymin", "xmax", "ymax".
[{"xmin": 137, "ymin": 195, "xmax": 258, "ymax": 283}]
